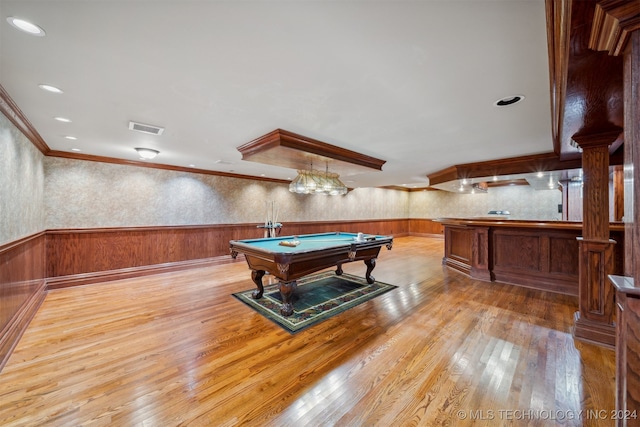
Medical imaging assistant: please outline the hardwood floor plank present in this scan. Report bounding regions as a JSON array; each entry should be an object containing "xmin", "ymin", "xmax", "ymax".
[{"xmin": 0, "ymin": 236, "xmax": 615, "ymax": 426}]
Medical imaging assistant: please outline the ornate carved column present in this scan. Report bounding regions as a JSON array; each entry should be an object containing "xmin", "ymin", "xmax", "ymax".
[{"xmin": 573, "ymin": 131, "xmax": 620, "ymax": 346}]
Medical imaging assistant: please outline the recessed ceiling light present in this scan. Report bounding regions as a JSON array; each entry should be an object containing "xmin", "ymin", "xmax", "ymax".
[
  {"xmin": 189, "ymin": 164, "xmax": 196, "ymax": 168},
  {"xmin": 494, "ymin": 95, "xmax": 525, "ymax": 107},
  {"xmin": 70, "ymin": 148, "xmax": 81, "ymax": 152},
  {"xmin": 54, "ymin": 117, "xmax": 72, "ymax": 123},
  {"xmin": 64, "ymin": 136, "xmax": 77, "ymax": 140},
  {"xmin": 38, "ymin": 84, "xmax": 63, "ymax": 94},
  {"xmin": 537, "ymin": 172, "xmax": 544, "ymax": 178},
  {"xmin": 7, "ymin": 17, "xmax": 46, "ymax": 36}
]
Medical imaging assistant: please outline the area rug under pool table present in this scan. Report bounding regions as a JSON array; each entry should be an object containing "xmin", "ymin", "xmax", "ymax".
[{"xmin": 232, "ymin": 271, "xmax": 397, "ymax": 333}]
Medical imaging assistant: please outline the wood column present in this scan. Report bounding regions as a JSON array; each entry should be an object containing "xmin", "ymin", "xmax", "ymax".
[
  {"xmin": 614, "ymin": 28, "xmax": 640, "ymax": 427},
  {"xmin": 573, "ymin": 131, "xmax": 620, "ymax": 346}
]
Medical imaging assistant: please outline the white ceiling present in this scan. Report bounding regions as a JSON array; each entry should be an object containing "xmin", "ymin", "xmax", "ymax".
[{"xmin": 0, "ymin": 0, "xmax": 554, "ymax": 189}]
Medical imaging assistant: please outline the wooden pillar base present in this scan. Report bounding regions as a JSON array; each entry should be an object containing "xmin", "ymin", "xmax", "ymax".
[
  {"xmin": 573, "ymin": 311, "xmax": 616, "ymax": 347},
  {"xmin": 574, "ymin": 238, "xmax": 616, "ymax": 347}
]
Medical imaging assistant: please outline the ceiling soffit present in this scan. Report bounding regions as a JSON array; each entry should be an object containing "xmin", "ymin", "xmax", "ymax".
[{"xmin": 236, "ymin": 129, "xmax": 386, "ymax": 177}]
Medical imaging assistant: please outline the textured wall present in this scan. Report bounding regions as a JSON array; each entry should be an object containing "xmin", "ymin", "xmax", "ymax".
[
  {"xmin": 0, "ymin": 114, "xmax": 45, "ymax": 245},
  {"xmin": 409, "ymin": 185, "xmax": 563, "ymax": 221},
  {"xmin": 44, "ymin": 157, "xmax": 409, "ymax": 228}
]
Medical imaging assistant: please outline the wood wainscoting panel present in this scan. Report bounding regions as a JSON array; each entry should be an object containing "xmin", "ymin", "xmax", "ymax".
[
  {"xmin": 492, "ymin": 228, "xmax": 581, "ymax": 295},
  {"xmin": 548, "ymin": 234, "xmax": 580, "ymax": 276},
  {"xmin": 408, "ymin": 219, "xmax": 444, "ymax": 237},
  {"xmin": 45, "ymin": 224, "xmax": 262, "ymax": 278},
  {"xmin": 493, "ymin": 230, "xmax": 540, "ymax": 271},
  {"xmin": 443, "ymin": 226, "xmax": 472, "ymax": 276},
  {"xmin": 45, "ymin": 219, "xmax": 410, "ymax": 288},
  {"xmin": 0, "ymin": 232, "xmax": 47, "ymax": 371},
  {"xmin": 280, "ymin": 219, "xmax": 409, "ymax": 238}
]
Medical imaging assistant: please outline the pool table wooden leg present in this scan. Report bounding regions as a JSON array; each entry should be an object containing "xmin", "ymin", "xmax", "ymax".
[
  {"xmin": 364, "ymin": 258, "xmax": 376, "ymax": 284},
  {"xmin": 251, "ymin": 270, "xmax": 265, "ymax": 299},
  {"xmin": 335, "ymin": 264, "xmax": 343, "ymax": 276},
  {"xmin": 279, "ymin": 280, "xmax": 297, "ymax": 316}
]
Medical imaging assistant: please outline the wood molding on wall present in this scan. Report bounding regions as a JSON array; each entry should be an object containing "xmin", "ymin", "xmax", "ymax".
[
  {"xmin": 0, "ymin": 85, "xmax": 50, "ymax": 154},
  {"xmin": 44, "ymin": 219, "xmax": 410, "ymax": 283},
  {"xmin": 0, "ymin": 232, "xmax": 47, "ymax": 372}
]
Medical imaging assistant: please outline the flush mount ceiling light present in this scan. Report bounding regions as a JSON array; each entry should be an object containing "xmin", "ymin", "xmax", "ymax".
[
  {"xmin": 54, "ymin": 117, "xmax": 72, "ymax": 123},
  {"xmin": 6, "ymin": 17, "xmax": 46, "ymax": 36},
  {"xmin": 135, "ymin": 147, "xmax": 159, "ymax": 160},
  {"xmin": 494, "ymin": 95, "xmax": 525, "ymax": 107},
  {"xmin": 38, "ymin": 84, "xmax": 63, "ymax": 94}
]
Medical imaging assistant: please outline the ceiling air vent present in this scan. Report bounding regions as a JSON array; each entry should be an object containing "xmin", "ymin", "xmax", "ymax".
[{"xmin": 128, "ymin": 121, "xmax": 164, "ymax": 136}]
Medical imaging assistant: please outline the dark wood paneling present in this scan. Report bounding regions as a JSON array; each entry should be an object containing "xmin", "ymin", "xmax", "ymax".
[
  {"xmin": 45, "ymin": 224, "xmax": 262, "ymax": 278},
  {"xmin": 625, "ymin": 294, "xmax": 640, "ymax": 421},
  {"xmin": 0, "ymin": 232, "xmax": 47, "ymax": 371},
  {"xmin": 549, "ymin": 235, "xmax": 580, "ymax": 275},
  {"xmin": 442, "ymin": 226, "xmax": 472, "ymax": 277},
  {"xmin": 493, "ymin": 232, "xmax": 540, "ymax": 271},
  {"xmin": 448, "ymin": 228, "xmax": 472, "ymax": 262},
  {"xmin": 491, "ymin": 228, "xmax": 582, "ymax": 296},
  {"xmin": 546, "ymin": 0, "xmax": 625, "ymax": 160},
  {"xmin": 45, "ymin": 220, "xmax": 409, "ymax": 282},
  {"xmin": 277, "ymin": 219, "xmax": 408, "ymax": 238},
  {"xmin": 407, "ymin": 219, "xmax": 444, "ymax": 236},
  {"xmin": 427, "ymin": 152, "xmax": 585, "ymax": 186},
  {"xmin": 437, "ymin": 219, "xmax": 625, "ymax": 297},
  {"xmin": 617, "ymin": 28, "xmax": 640, "ymax": 425},
  {"xmin": 237, "ymin": 129, "xmax": 386, "ymax": 176}
]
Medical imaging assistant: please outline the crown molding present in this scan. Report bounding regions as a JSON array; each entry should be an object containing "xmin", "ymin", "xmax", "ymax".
[{"xmin": 0, "ymin": 84, "xmax": 50, "ymax": 154}]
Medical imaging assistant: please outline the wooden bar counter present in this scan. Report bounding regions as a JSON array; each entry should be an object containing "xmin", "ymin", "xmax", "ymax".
[{"xmin": 435, "ymin": 218, "xmax": 625, "ymax": 296}]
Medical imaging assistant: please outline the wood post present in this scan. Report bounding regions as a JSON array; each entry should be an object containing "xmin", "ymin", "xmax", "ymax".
[{"xmin": 573, "ymin": 131, "xmax": 620, "ymax": 346}]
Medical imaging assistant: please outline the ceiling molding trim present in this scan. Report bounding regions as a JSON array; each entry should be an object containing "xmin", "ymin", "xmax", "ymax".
[
  {"xmin": 237, "ymin": 129, "xmax": 386, "ymax": 176},
  {"xmin": 0, "ymin": 84, "xmax": 50, "ymax": 154},
  {"xmin": 427, "ymin": 152, "xmax": 584, "ymax": 186},
  {"xmin": 590, "ymin": 1, "xmax": 640, "ymax": 56},
  {"xmin": 46, "ymin": 150, "xmax": 291, "ymax": 185}
]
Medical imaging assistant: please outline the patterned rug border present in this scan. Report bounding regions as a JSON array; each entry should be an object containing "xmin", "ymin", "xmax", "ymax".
[{"xmin": 232, "ymin": 271, "xmax": 397, "ymax": 333}]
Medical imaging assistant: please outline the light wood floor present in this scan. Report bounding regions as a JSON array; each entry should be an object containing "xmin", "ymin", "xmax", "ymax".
[{"xmin": 0, "ymin": 236, "xmax": 615, "ymax": 426}]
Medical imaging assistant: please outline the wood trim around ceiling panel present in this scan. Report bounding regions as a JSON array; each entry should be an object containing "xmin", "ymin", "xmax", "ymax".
[
  {"xmin": 427, "ymin": 152, "xmax": 584, "ymax": 186},
  {"xmin": 0, "ymin": 85, "xmax": 50, "ymax": 154},
  {"xmin": 47, "ymin": 150, "xmax": 291, "ymax": 185},
  {"xmin": 590, "ymin": 1, "xmax": 640, "ymax": 56},
  {"xmin": 237, "ymin": 129, "xmax": 386, "ymax": 176}
]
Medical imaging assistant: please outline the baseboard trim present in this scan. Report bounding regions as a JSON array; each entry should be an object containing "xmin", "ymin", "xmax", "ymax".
[
  {"xmin": 46, "ymin": 254, "xmax": 243, "ymax": 289},
  {"xmin": 0, "ymin": 280, "xmax": 47, "ymax": 372}
]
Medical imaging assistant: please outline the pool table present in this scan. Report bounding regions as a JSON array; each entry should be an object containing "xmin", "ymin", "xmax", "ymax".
[{"xmin": 229, "ymin": 232, "xmax": 393, "ymax": 316}]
